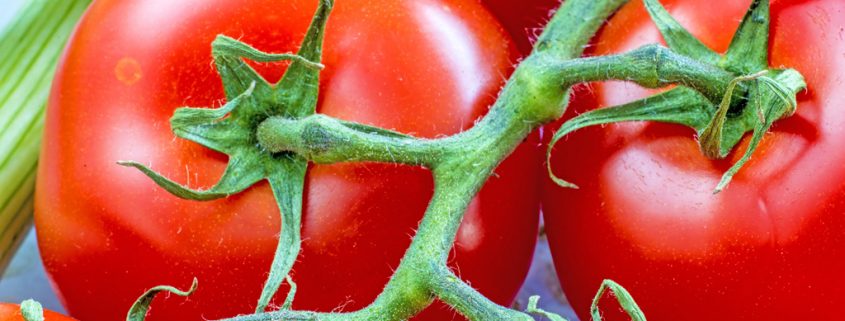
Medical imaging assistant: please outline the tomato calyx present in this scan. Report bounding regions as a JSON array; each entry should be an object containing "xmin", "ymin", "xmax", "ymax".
[
  {"xmin": 118, "ymin": 0, "xmax": 334, "ymax": 316},
  {"xmin": 547, "ymin": 0, "xmax": 806, "ymax": 193}
]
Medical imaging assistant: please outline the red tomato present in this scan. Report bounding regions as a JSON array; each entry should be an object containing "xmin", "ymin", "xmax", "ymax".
[
  {"xmin": 35, "ymin": 0, "xmax": 540, "ymax": 320},
  {"xmin": 0, "ymin": 303, "xmax": 76, "ymax": 321},
  {"xmin": 481, "ymin": 0, "xmax": 562, "ymax": 54},
  {"xmin": 544, "ymin": 0, "xmax": 845, "ymax": 320}
]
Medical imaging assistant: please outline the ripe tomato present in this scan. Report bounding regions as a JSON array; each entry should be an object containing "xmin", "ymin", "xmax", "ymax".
[
  {"xmin": 481, "ymin": 0, "xmax": 561, "ymax": 54},
  {"xmin": 0, "ymin": 303, "xmax": 76, "ymax": 321},
  {"xmin": 543, "ymin": 0, "xmax": 845, "ymax": 320},
  {"xmin": 35, "ymin": 0, "xmax": 541, "ymax": 320}
]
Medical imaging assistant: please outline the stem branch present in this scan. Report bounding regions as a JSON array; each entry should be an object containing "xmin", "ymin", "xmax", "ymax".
[
  {"xmin": 430, "ymin": 265, "xmax": 533, "ymax": 321},
  {"xmin": 258, "ymin": 45, "xmax": 742, "ymax": 171}
]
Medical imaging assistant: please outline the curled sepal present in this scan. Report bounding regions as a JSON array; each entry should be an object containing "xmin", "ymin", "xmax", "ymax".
[
  {"xmin": 526, "ymin": 296, "xmax": 568, "ymax": 321},
  {"xmin": 212, "ymin": 36, "xmax": 324, "ymax": 70},
  {"xmin": 713, "ymin": 69, "xmax": 805, "ymax": 193},
  {"xmin": 547, "ymin": 88, "xmax": 713, "ymax": 188},
  {"xmin": 126, "ymin": 278, "xmax": 198, "ymax": 321},
  {"xmin": 170, "ymin": 82, "xmax": 256, "ymax": 154},
  {"xmin": 698, "ymin": 70, "xmax": 769, "ymax": 159},
  {"xmin": 724, "ymin": 0, "xmax": 769, "ymax": 74},
  {"xmin": 20, "ymin": 300, "xmax": 43, "ymax": 321},
  {"xmin": 255, "ymin": 157, "xmax": 307, "ymax": 313},
  {"xmin": 117, "ymin": 155, "xmax": 265, "ymax": 201},
  {"xmin": 643, "ymin": 0, "xmax": 720, "ymax": 65},
  {"xmin": 590, "ymin": 280, "xmax": 646, "ymax": 321},
  {"xmin": 757, "ymin": 75, "xmax": 798, "ymax": 116},
  {"xmin": 171, "ymin": 82, "xmax": 255, "ymax": 127}
]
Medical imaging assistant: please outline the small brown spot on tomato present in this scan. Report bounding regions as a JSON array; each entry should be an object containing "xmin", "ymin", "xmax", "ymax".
[{"xmin": 115, "ymin": 57, "xmax": 142, "ymax": 85}]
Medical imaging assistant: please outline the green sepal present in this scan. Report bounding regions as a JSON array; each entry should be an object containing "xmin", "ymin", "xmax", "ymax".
[
  {"xmin": 526, "ymin": 296, "xmax": 568, "ymax": 321},
  {"xmin": 253, "ymin": 0, "xmax": 333, "ymax": 313},
  {"xmin": 256, "ymin": 158, "xmax": 307, "ymax": 313},
  {"xmin": 273, "ymin": 0, "xmax": 334, "ymax": 118},
  {"xmin": 211, "ymin": 38, "xmax": 277, "ymax": 106},
  {"xmin": 547, "ymin": 88, "xmax": 713, "ymax": 188},
  {"xmin": 117, "ymin": 154, "xmax": 266, "ymax": 201},
  {"xmin": 169, "ymin": 82, "xmax": 256, "ymax": 154},
  {"xmin": 723, "ymin": 0, "xmax": 769, "ymax": 74},
  {"xmin": 126, "ymin": 278, "xmax": 198, "ymax": 321},
  {"xmin": 213, "ymin": 35, "xmax": 324, "ymax": 70},
  {"xmin": 590, "ymin": 280, "xmax": 646, "ymax": 321},
  {"xmin": 643, "ymin": 0, "xmax": 720, "ymax": 65},
  {"xmin": 20, "ymin": 299, "xmax": 44, "ymax": 321}
]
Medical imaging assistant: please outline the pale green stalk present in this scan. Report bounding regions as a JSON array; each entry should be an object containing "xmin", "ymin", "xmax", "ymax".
[{"xmin": 0, "ymin": 0, "xmax": 91, "ymax": 272}]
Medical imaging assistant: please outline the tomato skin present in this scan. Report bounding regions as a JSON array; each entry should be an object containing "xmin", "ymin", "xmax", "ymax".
[
  {"xmin": 481, "ymin": 0, "xmax": 561, "ymax": 54},
  {"xmin": 543, "ymin": 0, "xmax": 845, "ymax": 320},
  {"xmin": 35, "ymin": 1, "xmax": 540, "ymax": 321},
  {"xmin": 0, "ymin": 303, "xmax": 76, "ymax": 321}
]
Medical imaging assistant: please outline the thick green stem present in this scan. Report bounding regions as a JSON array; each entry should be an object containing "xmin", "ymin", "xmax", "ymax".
[
  {"xmin": 257, "ymin": 115, "xmax": 445, "ymax": 167},
  {"xmin": 554, "ymin": 45, "xmax": 737, "ymax": 103},
  {"xmin": 258, "ymin": 44, "xmax": 741, "ymax": 170}
]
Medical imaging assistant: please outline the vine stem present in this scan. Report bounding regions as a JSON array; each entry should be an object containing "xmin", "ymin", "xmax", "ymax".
[
  {"xmin": 222, "ymin": 0, "xmax": 761, "ymax": 319},
  {"xmin": 244, "ymin": 41, "xmax": 745, "ymax": 320},
  {"xmin": 208, "ymin": 1, "xmax": 631, "ymax": 321},
  {"xmin": 258, "ymin": 44, "xmax": 742, "ymax": 165},
  {"xmin": 120, "ymin": 0, "xmax": 806, "ymax": 318}
]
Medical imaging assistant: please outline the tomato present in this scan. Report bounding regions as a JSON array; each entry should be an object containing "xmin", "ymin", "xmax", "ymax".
[
  {"xmin": 35, "ymin": 0, "xmax": 541, "ymax": 320},
  {"xmin": 0, "ymin": 303, "xmax": 76, "ymax": 321},
  {"xmin": 543, "ymin": 0, "xmax": 845, "ymax": 320},
  {"xmin": 481, "ymin": 0, "xmax": 561, "ymax": 54}
]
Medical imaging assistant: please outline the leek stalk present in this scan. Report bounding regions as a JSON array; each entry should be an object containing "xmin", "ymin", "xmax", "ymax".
[{"xmin": 0, "ymin": 0, "xmax": 91, "ymax": 272}]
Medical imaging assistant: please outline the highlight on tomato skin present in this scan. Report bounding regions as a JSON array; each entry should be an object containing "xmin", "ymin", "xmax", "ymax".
[
  {"xmin": 0, "ymin": 303, "xmax": 77, "ymax": 321},
  {"xmin": 543, "ymin": 0, "xmax": 845, "ymax": 320},
  {"xmin": 34, "ymin": 0, "xmax": 540, "ymax": 321}
]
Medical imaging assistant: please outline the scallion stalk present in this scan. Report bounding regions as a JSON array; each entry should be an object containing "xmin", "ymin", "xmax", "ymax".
[{"xmin": 0, "ymin": 0, "xmax": 91, "ymax": 272}]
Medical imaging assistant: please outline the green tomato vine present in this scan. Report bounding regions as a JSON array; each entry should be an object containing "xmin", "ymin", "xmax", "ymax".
[{"xmin": 121, "ymin": 0, "xmax": 803, "ymax": 320}]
